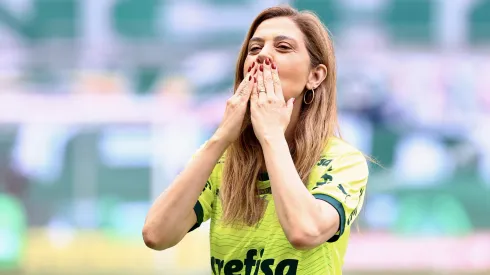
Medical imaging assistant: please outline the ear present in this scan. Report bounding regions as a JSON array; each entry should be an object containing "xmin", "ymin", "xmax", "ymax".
[{"xmin": 306, "ymin": 64, "xmax": 327, "ymax": 90}]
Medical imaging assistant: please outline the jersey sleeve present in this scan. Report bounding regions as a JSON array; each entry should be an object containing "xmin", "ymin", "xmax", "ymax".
[
  {"xmin": 188, "ymin": 178, "xmax": 216, "ymax": 232},
  {"xmin": 188, "ymin": 143, "xmax": 221, "ymax": 232},
  {"xmin": 309, "ymin": 151, "xmax": 369, "ymax": 242}
]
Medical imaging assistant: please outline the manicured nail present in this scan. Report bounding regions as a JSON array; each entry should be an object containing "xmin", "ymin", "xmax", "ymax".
[
  {"xmin": 248, "ymin": 66, "xmax": 252, "ymax": 72},
  {"xmin": 251, "ymin": 62, "xmax": 255, "ymax": 68},
  {"xmin": 253, "ymin": 68, "xmax": 257, "ymax": 74},
  {"xmin": 254, "ymin": 77, "xmax": 257, "ymax": 83},
  {"xmin": 260, "ymin": 64, "xmax": 263, "ymax": 72},
  {"xmin": 249, "ymin": 75, "xmax": 252, "ymax": 81},
  {"xmin": 265, "ymin": 58, "xmax": 270, "ymax": 65},
  {"xmin": 271, "ymin": 62, "xmax": 276, "ymax": 70}
]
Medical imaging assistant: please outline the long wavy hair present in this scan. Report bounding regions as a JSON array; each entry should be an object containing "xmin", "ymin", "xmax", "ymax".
[{"xmin": 220, "ymin": 5, "xmax": 339, "ymax": 227}]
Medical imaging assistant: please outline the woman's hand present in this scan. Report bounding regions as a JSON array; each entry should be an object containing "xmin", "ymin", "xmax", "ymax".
[
  {"xmin": 214, "ymin": 62, "xmax": 257, "ymax": 144},
  {"xmin": 250, "ymin": 59, "xmax": 295, "ymax": 145}
]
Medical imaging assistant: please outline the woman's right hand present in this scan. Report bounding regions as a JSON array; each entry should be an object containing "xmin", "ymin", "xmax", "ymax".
[{"xmin": 214, "ymin": 62, "xmax": 257, "ymax": 144}]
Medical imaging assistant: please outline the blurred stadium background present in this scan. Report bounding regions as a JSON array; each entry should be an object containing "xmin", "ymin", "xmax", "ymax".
[{"xmin": 0, "ymin": 0, "xmax": 489, "ymax": 274}]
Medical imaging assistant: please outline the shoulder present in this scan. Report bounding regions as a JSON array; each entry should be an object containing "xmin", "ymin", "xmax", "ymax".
[
  {"xmin": 317, "ymin": 137, "xmax": 369, "ymax": 176},
  {"xmin": 322, "ymin": 137, "xmax": 364, "ymax": 159},
  {"xmin": 308, "ymin": 137, "xmax": 369, "ymax": 192}
]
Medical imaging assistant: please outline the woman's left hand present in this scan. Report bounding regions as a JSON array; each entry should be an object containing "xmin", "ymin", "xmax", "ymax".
[{"xmin": 251, "ymin": 58, "xmax": 295, "ymax": 145}]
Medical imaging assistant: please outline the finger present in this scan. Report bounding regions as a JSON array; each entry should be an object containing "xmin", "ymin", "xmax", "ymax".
[
  {"xmin": 251, "ymin": 77, "xmax": 258, "ymax": 104},
  {"xmin": 235, "ymin": 71, "xmax": 255, "ymax": 101},
  {"xmin": 233, "ymin": 61, "xmax": 256, "ymax": 97},
  {"xmin": 271, "ymin": 61, "xmax": 284, "ymax": 101},
  {"xmin": 263, "ymin": 58, "xmax": 275, "ymax": 99},
  {"xmin": 257, "ymin": 63, "xmax": 267, "ymax": 103},
  {"xmin": 247, "ymin": 61, "xmax": 256, "ymax": 74},
  {"xmin": 243, "ymin": 74, "xmax": 256, "ymax": 100}
]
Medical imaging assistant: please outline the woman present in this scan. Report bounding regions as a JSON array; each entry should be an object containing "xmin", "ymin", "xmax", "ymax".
[{"xmin": 143, "ymin": 5, "xmax": 368, "ymax": 275}]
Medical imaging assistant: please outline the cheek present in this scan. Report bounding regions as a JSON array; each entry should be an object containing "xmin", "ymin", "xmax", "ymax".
[{"xmin": 278, "ymin": 62, "xmax": 308, "ymax": 99}]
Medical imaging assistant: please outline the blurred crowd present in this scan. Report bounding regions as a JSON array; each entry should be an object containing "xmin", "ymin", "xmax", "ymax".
[{"xmin": 0, "ymin": 0, "xmax": 489, "ymax": 273}]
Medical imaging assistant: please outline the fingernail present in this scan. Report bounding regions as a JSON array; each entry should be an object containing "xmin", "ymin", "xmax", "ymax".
[
  {"xmin": 249, "ymin": 75, "xmax": 252, "ymax": 81},
  {"xmin": 271, "ymin": 62, "xmax": 276, "ymax": 70},
  {"xmin": 265, "ymin": 58, "xmax": 270, "ymax": 65},
  {"xmin": 260, "ymin": 64, "xmax": 263, "ymax": 72},
  {"xmin": 248, "ymin": 66, "xmax": 252, "ymax": 72},
  {"xmin": 253, "ymin": 68, "xmax": 257, "ymax": 74},
  {"xmin": 293, "ymin": 98, "xmax": 296, "ymax": 104},
  {"xmin": 251, "ymin": 62, "xmax": 255, "ymax": 68},
  {"xmin": 254, "ymin": 77, "xmax": 257, "ymax": 83}
]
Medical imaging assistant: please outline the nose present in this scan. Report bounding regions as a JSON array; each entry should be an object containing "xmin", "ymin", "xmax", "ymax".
[
  {"xmin": 256, "ymin": 46, "xmax": 273, "ymax": 64},
  {"xmin": 256, "ymin": 55, "xmax": 271, "ymax": 64}
]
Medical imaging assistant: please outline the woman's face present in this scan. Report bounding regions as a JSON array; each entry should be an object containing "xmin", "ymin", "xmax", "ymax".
[{"xmin": 244, "ymin": 17, "xmax": 312, "ymax": 101}]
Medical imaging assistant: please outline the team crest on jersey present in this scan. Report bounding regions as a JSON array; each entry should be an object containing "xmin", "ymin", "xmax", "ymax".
[{"xmin": 211, "ymin": 248, "xmax": 298, "ymax": 275}]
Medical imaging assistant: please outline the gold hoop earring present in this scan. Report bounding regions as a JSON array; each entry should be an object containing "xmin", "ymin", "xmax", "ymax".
[{"xmin": 303, "ymin": 88, "xmax": 315, "ymax": 105}]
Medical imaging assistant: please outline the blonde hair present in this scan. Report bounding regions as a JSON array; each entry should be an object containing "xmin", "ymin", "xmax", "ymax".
[{"xmin": 221, "ymin": 5, "xmax": 339, "ymax": 226}]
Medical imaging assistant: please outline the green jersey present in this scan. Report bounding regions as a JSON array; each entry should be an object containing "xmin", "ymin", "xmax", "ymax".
[{"xmin": 189, "ymin": 137, "xmax": 368, "ymax": 275}]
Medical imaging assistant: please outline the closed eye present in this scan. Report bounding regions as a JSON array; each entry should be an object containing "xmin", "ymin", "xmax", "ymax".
[
  {"xmin": 248, "ymin": 46, "xmax": 262, "ymax": 55},
  {"xmin": 277, "ymin": 44, "xmax": 292, "ymax": 50}
]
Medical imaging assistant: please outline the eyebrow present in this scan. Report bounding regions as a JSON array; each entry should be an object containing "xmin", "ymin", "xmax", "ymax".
[{"xmin": 249, "ymin": 35, "xmax": 296, "ymax": 44}]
